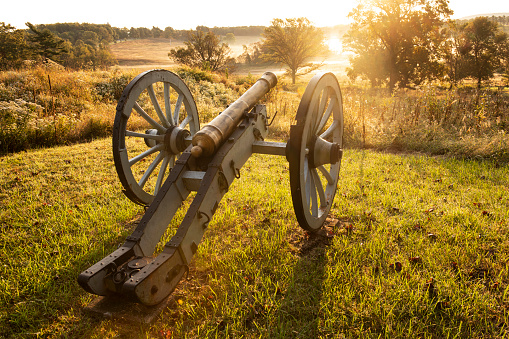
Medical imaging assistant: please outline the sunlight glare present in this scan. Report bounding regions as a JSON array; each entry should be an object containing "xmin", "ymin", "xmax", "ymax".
[{"xmin": 327, "ymin": 37, "xmax": 343, "ymax": 54}]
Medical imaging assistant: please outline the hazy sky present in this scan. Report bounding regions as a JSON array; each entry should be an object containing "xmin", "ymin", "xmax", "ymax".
[{"xmin": 3, "ymin": 0, "xmax": 509, "ymax": 30}]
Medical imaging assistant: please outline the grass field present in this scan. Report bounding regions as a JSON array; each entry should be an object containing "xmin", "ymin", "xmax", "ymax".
[
  {"xmin": 110, "ymin": 39, "xmax": 184, "ymax": 69},
  {"xmin": 1, "ymin": 136, "xmax": 508, "ymax": 338},
  {"xmin": 1, "ymin": 35, "xmax": 508, "ymax": 338}
]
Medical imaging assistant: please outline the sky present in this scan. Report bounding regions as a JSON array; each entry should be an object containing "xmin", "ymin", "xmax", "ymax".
[{"xmin": 2, "ymin": 0, "xmax": 509, "ymax": 31}]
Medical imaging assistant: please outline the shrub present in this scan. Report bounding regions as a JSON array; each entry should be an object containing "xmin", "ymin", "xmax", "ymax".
[
  {"xmin": 93, "ymin": 72, "xmax": 131, "ymax": 101},
  {"xmin": 175, "ymin": 67, "xmax": 214, "ymax": 83},
  {"xmin": 0, "ymin": 99, "xmax": 45, "ymax": 152}
]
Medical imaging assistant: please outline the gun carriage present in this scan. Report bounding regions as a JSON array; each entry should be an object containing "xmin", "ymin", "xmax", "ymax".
[{"xmin": 78, "ymin": 69, "xmax": 344, "ymax": 306}]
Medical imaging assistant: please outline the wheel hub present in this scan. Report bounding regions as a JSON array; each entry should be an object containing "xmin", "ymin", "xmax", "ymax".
[
  {"xmin": 143, "ymin": 126, "xmax": 190, "ymax": 155},
  {"xmin": 309, "ymin": 136, "xmax": 342, "ymax": 168},
  {"xmin": 164, "ymin": 126, "xmax": 191, "ymax": 155}
]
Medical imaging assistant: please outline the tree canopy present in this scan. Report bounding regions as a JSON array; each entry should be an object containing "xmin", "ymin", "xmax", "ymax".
[
  {"xmin": 262, "ymin": 18, "xmax": 328, "ymax": 84},
  {"xmin": 25, "ymin": 22, "xmax": 117, "ymax": 69},
  {"xmin": 168, "ymin": 30, "xmax": 232, "ymax": 72},
  {"xmin": 26, "ymin": 22, "xmax": 68, "ymax": 63},
  {"xmin": 0, "ymin": 23, "xmax": 29, "ymax": 70},
  {"xmin": 457, "ymin": 17, "xmax": 509, "ymax": 87},
  {"xmin": 345, "ymin": 0, "xmax": 453, "ymax": 91}
]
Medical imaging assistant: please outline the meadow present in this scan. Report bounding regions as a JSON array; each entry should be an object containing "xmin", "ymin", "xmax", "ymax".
[
  {"xmin": 1, "ymin": 44, "xmax": 509, "ymax": 337},
  {"xmin": 1, "ymin": 140, "xmax": 508, "ymax": 338}
]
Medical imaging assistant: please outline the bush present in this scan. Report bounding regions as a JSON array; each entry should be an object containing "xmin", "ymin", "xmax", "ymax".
[
  {"xmin": 93, "ymin": 72, "xmax": 131, "ymax": 101},
  {"xmin": 175, "ymin": 67, "xmax": 214, "ymax": 83},
  {"xmin": 0, "ymin": 68, "xmax": 118, "ymax": 154},
  {"xmin": 0, "ymin": 99, "xmax": 47, "ymax": 153}
]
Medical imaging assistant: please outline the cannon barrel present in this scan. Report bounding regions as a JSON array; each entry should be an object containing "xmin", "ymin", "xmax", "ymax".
[{"xmin": 191, "ymin": 72, "xmax": 277, "ymax": 158}]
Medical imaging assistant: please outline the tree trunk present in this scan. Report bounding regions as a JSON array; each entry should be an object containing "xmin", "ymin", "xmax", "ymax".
[
  {"xmin": 291, "ymin": 69, "xmax": 296, "ymax": 84},
  {"xmin": 389, "ymin": 68, "xmax": 396, "ymax": 93},
  {"xmin": 388, "ymin": 49, "xmax": 397, "ymax": 93}
]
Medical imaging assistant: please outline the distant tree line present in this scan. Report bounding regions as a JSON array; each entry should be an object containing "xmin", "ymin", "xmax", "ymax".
[
  {"xmin": 0, "ymin": 22, "xmax": 118, "ymax": 70},
  {"xmin": 457, "ymin": 15, "xmax": 509, "ymax": 27},
  {"xmin": 0, "ymin": 22, "xmax": 266, "ymax": 71},
  {"xmin": 195, "ymin": 26, "xmax": 265, "ymax": 37},
  {"xmin": 29, "ymin": 23, "xmax": 266, "ymax": 43}
]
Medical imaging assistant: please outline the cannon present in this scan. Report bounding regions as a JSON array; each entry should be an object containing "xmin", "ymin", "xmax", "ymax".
[{"xmin": 78, "ymin": 69, "xmax": 344, "ymax": 306}]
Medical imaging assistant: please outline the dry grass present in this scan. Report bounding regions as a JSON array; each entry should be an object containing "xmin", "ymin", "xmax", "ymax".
[
  {"xmin": 108, "ymin": 37, "xmax": 352, "ymax": 78},
  {"xmin": 110, "ymin": 38, "xmax": 185, "ymax": 68},
  {"xmin": 2, "ymin": 64, "xmax": 508, "ymax": 162}
]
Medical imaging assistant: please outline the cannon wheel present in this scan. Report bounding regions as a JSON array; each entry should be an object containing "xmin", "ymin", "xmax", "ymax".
[
  {"xmin": 288, "ymin": 72, "xmax": 344, "ymax": 232},
  {"xmin": 113, "ymin": 69, "xmax": 200, "ymax": 206}
]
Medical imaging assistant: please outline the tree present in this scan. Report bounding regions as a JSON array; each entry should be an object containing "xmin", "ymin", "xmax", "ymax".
[
  {"xmin": 0, "ymin": 23, "xmax": 29, "ymax": 69},
  {"xmin": 81, "ymin": 31, "xmax": 99, "ymax": 46},
  {"xmin": 152, "ymin": 26, "xmax": 163, "ymax": 38},
  {"xmin": 168, "ymin": 30, "xmax": 232, "ymax": 72},
  {"xmin": 442, "ymin": 21, "xmax": 469, "ymax": 88},
  {"xmin": 26, "ymin": 22, "xmax": 68, "ymax": 63},
  {"xmin": 240, "ymin": 42, "xmax": 266, "ymax": 65},
  {"xmin": 261, "ymin": 18, "xmax": 328, "ymax": 84},
  {"xmin": 344, "ymin": 27, "xmax": 389, "ymax": 87},
  {"xmin": 129, "ymin": 27, "xmax": 140, "ymax": 39},
  {"xmin": 225, "ymin": 33, "xmax": 236, "ymax": 44},
  {"xmin": 345, "ymin": 0, "xmax": 452, "ymax": 91},
  {"xmin": 457, "ymin": 17, "xmax": 509, "ymax": 88},
  {"xmin": 163, "ymin": 27, "xmax": 175, "ymax": 39}
]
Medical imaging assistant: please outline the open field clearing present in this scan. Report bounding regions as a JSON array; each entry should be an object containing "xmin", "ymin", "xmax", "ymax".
[
  {"xmin": 1, "ymin": 136, "xmax": 508, "ymax": 337},
  {"xmin": 110, "ymin": 39, "xmax": 184, "ymax": 69},
  {"xmin": 110, "ymin": 37, "xmax": 263, "ymax": 68},
  {"xmin": 109, "ymin": 38, "xmax": 351, "ymax": 78}
]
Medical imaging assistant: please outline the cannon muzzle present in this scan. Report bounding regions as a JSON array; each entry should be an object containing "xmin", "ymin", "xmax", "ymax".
[{"xmin": 191, "ymin": 72, "xmax": 277, "ymax": 158}]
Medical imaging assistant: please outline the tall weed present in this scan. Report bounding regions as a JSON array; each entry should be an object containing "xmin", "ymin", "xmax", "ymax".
[
  {"xmin": 338, "ymin": 85, "xmax": 509, "ymax": 161},
  {"xmin": 0, "ymin": 67, "xmax": 128, "ymax": 153},
  {"xmin": 1, "ymin": 66, "xmax": 508, "ymax": 162}
]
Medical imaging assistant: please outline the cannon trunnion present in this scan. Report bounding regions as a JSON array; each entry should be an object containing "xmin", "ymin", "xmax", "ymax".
[{"xmin": 78, "ymin": 69, "xmax": 344, "ymax": 306}]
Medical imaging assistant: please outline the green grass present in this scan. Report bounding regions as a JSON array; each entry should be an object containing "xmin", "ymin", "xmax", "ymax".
[{"xmin": 1, "ymin": 137, "xmax": 508, "ymax": 338}]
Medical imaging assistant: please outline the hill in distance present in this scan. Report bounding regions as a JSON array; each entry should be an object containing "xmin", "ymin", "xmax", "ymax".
[{"xmin": 460, "ymin": 12, "xmax": 509, "ymax": 20}]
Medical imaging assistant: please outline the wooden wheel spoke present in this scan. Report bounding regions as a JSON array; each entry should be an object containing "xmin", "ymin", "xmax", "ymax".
[
  {"xmin": 126, "ymin": 130, "xmax": 164, "ymax": 141},
  {"xmin": 303, "ymin": 156, "xmax": 310, "ymax": 184},
  {"xmin": 316, "ymin": 97, "xmax": 335, "ymax": 134},
  {"xmin": 163, "ymin": 82, "xmax": 174, "ymax": 125},
  {"xmin": 147, "ymin": 84, "xmax": 170, "ymax": 128},
  {"xmin": 138, "ymin": 151, "xmax": 165, "ymax": 188},
  {"xmin": 134, "ymin": 102, "xmax": 165, "ymax": 133},
  {"xmin": 129, "ymin": 144, "xmax": 164, "ymax": 166},
  {"xmin": 313, "ymin": 88, "xmax": 329, "ymax": 132},
  {"xmin": 311, "ymin": 168, "xmax": 326, "ymax": 208},
  {"xmin": 320, "ymin": 120, "xmax": 338, "ymax": 140},
  {"xmin": 173, "ymin": 94, "xmax": 183, "ymax": 125},
  {"xmin": 309, "ymin": 169, "xmax": 319, "ymax": 216},
  {"xmin": 154, "ymin": 155, "xmax": 170, "ymax": 195},
  {"xmin": 317, "ymin": 164, "xmax": 334, "ymax": 185},
  {"xmin": 179, "ymin": 115, "xmax": 192, "ymax": 129},
  {"xmin": 305, "ymin": 167, "xmax": 312, "ymax": 208}
]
